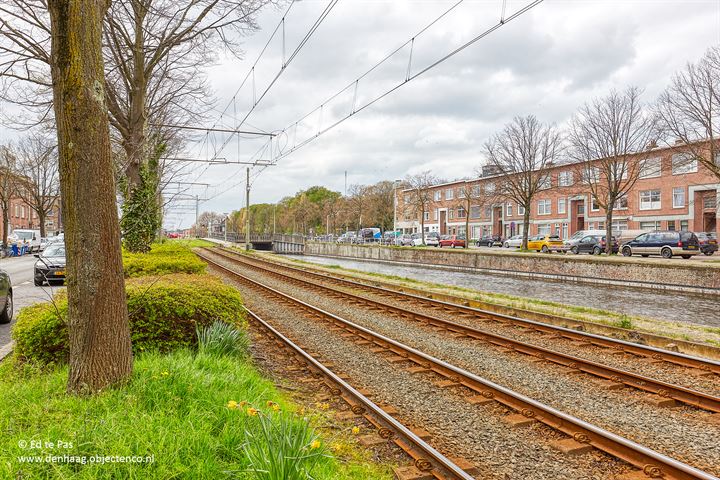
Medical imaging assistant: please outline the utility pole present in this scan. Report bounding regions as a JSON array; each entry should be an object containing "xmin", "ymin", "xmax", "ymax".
[
  {"xmin": 393, "ymin": 179, "xmax": 401, "ymax": 234},
  {"xmin": 195, "ymin": 195, "xmax": 199, "ymax": 238},
  {"xmin": 344, "ymin": 170, "xmax": 347, "ymax": 196},
  {"xmin": 224, "ymin": 214, "xmax": 228, "ymax": 242},
  {"xmin": 245, "ymin": 167, "xmax": 250, "ymax": 251}
]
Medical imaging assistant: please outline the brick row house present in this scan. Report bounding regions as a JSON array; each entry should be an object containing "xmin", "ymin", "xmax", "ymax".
[
  {"xmin": 1, "ymin": 197, "xmax": 63, "ymax": 239},
  {"xmin": 395, "ymin": 142, "xmax": 720, "ymax": 240}
]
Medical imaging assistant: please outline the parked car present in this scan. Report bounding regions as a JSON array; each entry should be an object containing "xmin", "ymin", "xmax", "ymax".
[
  {"xmin": 527, "ymin": 234, "xmax": 564, "ymax": 253},
  {"xmin": 439, "ymin": 235, "xmax": 466, "ymax": 248},
  {"xmin": 382, "ymin": 231, "xmax": 400, "ymax": 245},
  {"xmin": 476, "ymin": 235, "xmax": 502, "ymax": 247},
  {"xmin": 34, "ymin": 243, "xmax": 66, "ymax": 286},
  {"xmin": 397, "ymin": 234, "xmax": 414, "ymax": 246},
  {"xmin": 503, "ymin": 235, "xmax": 523, "ymax": 248},
  {"xmin": 571, "ymin": 235, "xmax": 619, "ymax": 255},
  {"xmin": 425, "ymin": 231, "xmax": 440, "ymax": 247},
  {"xmin": 358, "ymin": 227, "xmax": 382, "ymax": 243},
  {"xmin": 696, "ymin": 232, "xmax": 718, "ymax": 256},
  {"xmin": 39, "ymin": 237, "xmax": 51, "ymax": 251},
  {"xmin": 561, "ymin": 229, "xmax": 607, "ymax": 253},
  {"xmin": 336, "ymin": 231, "xmax": 356, "ymax": 244},
  {"xmin": 621, "ymin": 231, "xmax": 700, "ymax": 259},
  {"xmin": 0, "ymin": 266, "xmax": 12, "ymax": 324}
]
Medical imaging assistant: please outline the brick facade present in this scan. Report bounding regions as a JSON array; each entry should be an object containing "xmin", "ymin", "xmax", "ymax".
[
  {"xmin": 1, "ymin": 196, "xmax": 63, "ymax": 239},
  {"xmin": 396, "ymin": 142, "xmax": 720, "ymax": 240}
]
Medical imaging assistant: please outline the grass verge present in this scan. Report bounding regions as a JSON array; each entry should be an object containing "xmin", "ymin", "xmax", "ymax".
[{"xmin": 0, "ymin": 349, "xmax": 390, "ymax": 480}]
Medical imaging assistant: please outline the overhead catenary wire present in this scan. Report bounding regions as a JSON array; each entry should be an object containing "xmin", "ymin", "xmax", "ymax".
[{"xmin": 264, "ymin": 0, "xmax": 543, "ymax": 164}]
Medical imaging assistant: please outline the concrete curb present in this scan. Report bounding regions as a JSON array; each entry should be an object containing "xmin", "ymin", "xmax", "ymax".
[{"xmin": 0, "ymin": 341, "xmax": 13, "ymax": 362}]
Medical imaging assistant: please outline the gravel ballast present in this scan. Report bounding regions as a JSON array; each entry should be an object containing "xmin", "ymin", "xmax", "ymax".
[{"xmin": 203, "ymin": 249, "xmax": 720, "ymax": 477}]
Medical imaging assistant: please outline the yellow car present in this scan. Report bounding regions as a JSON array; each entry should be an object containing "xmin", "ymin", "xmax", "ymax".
[{"xmin": 526, "ymin": 234, "xmax": 564, "ymax": 253}]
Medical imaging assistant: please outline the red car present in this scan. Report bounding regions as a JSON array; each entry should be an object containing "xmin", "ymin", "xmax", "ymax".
[{"xmin": 438, "ymin": 235, "xmax": 466, "ymax": 248}]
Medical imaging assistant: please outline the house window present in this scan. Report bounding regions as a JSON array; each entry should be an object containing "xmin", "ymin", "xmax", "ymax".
[
  {"xmin": 445, "ymin": 189, "xmax": 454, "ymax": 200},
  {"xmin": 434, "ymin": 191, "xmax": 441, "ymax": 201},
  {"xmin": 458, "ymin": 188, "xmax": 466, "ymax": 199},
  {"xmin": 469, "ymin": 206, "xmax": 481, "ymax": 219},
  {"xmin": 457, "ymin": 207, "xmax": 466, "ymax": 219},
  {"xmin": 471, "ymin": 185, "xmax": 480, "ymax": 197},
  {"xmin": 639, "ymin": 190, "xmax": 661, "ymax": 210},
  {"xmin": 667, "ymin": 220, "xmax": 676, "ymax": 231},
  {"xmin": 434, "ymin": 209, "xmax": 439, "ymax": 220},
  {"xmin": 583, "ymin": 167, "xmax": 599, "ymax": 184},
  {"xmin": 591, "ymin": 198, "xmax": 600, "ymax": 211},
  {"xmin": 448, "ymin": 209, "xmax": 454, "ymax": 219},
  {"xmin": 562, "ymin": 223, "xmax": 568, "ymax": 239},
  {"xmin": 484, "ymin": 183, "xmax": 495, "ymax": 194},
  {"xmin": 680, "ymin": 220, "xmax": 689, "ymax": 231},
  {"xmin": 558, "ymin": 171, "xmax": 573, "ymax": 187},
  {"xmin": 672, "ymin": 187, "xmax": 686, "ymax": 208},
  {"xmin": 614, "ymin": 195, "xmax": 628, "ymax": 210},
  {"xmin": 506, "ymin": 203, "xmax": 512, "ymax": 217},
  {"xmin": 538, "ymin": 174, "xmax": 551, "ymax": 190},
  {"xmin": 639, "ymin": 157, "xmax": 662, "ymax": 179},
  {"xmin": 538, "ymin": 224, "xmax": 551, "ymax": 235},
  {"xmin": 611, "ymin": 219, "xmax": 628, "ymax": 231},
  {"xmin": 557, "ymin": 198, "xmax": 566, "ymax": 214},
  {"xmin": 517, "ymin": 204, "xmax": 525, "ymax": 216},
  {"xmin": 639, "ymin": 221, "xmax": 662, "ymax": 230},
  {"xmin": 423, "ymin": 211, "xmax": 430, "ymax": 221},
  {"xmin": 484, "ymin": 206, "xmax": 492, "ymax": 218},
  {"xmin": 672, "ymin": 153, "xmax": 697, "ymax": 175},
  {"xmin": 537, "ymin": 199, "xmax": 551, "ymax": 215}
]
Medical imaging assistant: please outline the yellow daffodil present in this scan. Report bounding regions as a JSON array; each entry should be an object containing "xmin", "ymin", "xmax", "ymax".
[
  {"xmin": 161, "ymin": 371, "xmax": 169, "ymax": 376},
  {"xmin": 227, "ymin": 401, "xmax": 238, "ymax": 409},
  {"xmin": 330, "ymin": 443, "xmax": 342, "ymax": 452},
  {"xmin": 310, "ymin": 440, "xmax": 321, "ymax": 450},
  {"xmin": 247, "ymin": 407, "xmax": 259, "ymax": 416},
  {"xmin": 272, "ymin": 404, "xmax": 281, "ymax": 412},
  {"xmin": 351, "ymin": 426, "xmax": 360, "ymax": 435}
]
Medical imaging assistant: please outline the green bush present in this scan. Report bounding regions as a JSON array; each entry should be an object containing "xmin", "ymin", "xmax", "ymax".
[
  {"xmin": 12, "ymin": 274, "xmax": 245, "ymax": 365},
  {"xmin": 123, "ymin": 241, "xmax": 207, "ymax": 277}
]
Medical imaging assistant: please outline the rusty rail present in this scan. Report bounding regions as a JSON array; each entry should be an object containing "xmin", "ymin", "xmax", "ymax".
[
  {"xmin": 211, "ymin": 247, "xmax": 720, "ymax": 413},
  {"xmin": 198, "ymin": 249, "xmax": 719, "ymax": 480}
]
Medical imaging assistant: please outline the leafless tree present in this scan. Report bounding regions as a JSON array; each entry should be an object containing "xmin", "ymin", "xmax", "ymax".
[
  {"xmin": 454, "ymin": 182, "xmax": 495, "ymax": 248},
  {"xmin": 0, "ymin": 145, "xmax": 18, "ymax": 246},
  {"xmin": 567, "ymin": 87, "xmax": 656, "ymax": 253},
  {"xmin": 47, "ymin": 0, "xmax": 133, "ymax": 393},
  {"xmin": 484, "ymin": 115, "xmax": 562, "ymax": 249},
  {"xmin": 347, "ymin": 184, "xmax": 370, "ymax": 232},
  {"xmin": 366, "ymin": 180, "xmax": 395, "ymax": 232},
  {"xmin": 403, "ymin": 171, "xmax": 440, "ymax": 245},
  {"xmin": 14, "ymin": 133, "xmax": 60, "ymax": 237},
  {"xmin": 656, "ymin": 46, "xmax": 720, "ymax": 181}
]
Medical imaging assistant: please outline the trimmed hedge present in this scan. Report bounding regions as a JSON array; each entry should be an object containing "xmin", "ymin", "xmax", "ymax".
[
  {"xmin": 123, "ymin": 242, "xmax": 207, "ymax": 277},
  {"xmin": 12, "ymin": 273, "xmax": 245, "ymax": 366}
]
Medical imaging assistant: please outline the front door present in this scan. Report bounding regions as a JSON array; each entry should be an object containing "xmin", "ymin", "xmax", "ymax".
[{"xmin": 440, "ymin": 210, "xmax": 447, "ymax": 235}]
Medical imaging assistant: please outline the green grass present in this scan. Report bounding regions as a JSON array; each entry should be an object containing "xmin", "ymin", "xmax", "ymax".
[{"xmin": 0, "ymin": 350, "xmax": 390, "ymax": 480}]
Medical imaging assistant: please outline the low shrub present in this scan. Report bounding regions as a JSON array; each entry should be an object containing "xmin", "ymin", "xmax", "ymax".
[
  {"xmin": 12, "ymin": 274, "xmax": 245, "ymax": 365},
  {"xmin": 123, "ymin": 241, "xmax": 207, "ymax": 277}
]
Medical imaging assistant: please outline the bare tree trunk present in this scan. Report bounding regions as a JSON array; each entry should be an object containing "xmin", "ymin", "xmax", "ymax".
[
  {"xmin": 1, "ymin": 208, "xmax": 8, "ymax": 246},
  {"xmin": 522, "ymin": 206, "xmax": 530, "ymax": 250},
  {"xmin": 465, "ymin": 212, "xmax": 470, "ymax": 249},
  {"xmin": 605, "ymin": 200, "xmax": 614, "ymax": 255},
  {"xmin": 38, "ymin": 212, "xmax": 46, "ymax": 238},
  {"xmin": 48, "ymin": 0, "xmax": 133, "ymax": 394}
]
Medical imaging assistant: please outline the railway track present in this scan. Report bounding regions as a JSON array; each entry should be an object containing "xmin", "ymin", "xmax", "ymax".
[
  {"xmin": 245, "ymin": 306, "xmax": 477, "ymax": 480},
  {"xmin": 211, "ymin": 247, "xmax": 720, "ymax": 413},
  {"xmin": 197, "ymin": 248, "xmax": 719, "ymax": 480}
]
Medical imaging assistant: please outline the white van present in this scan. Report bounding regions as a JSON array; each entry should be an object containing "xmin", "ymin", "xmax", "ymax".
[{"xmin": 9, "ymin": 229, "xmax": 42, "ymax": 252}]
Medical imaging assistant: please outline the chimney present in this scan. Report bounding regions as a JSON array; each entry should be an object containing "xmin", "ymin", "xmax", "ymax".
[{"xmin": 645, "ymin": 140, "xmax": 657, "ymax": 150}]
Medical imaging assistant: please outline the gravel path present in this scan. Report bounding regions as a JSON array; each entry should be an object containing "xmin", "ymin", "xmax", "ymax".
[
  {"xmin": 203, "ymin": 257, "xmax": 633, "ymax": 480},
  {"xmin": 240, "ymin": 251, "xmax": 720, "ymax": 398},
  {"xmin": 202, "ymin": 249, "xmax": 720, "ymax": 478}
]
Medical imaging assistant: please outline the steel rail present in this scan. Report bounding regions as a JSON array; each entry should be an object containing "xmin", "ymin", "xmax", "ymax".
[
  {"xmin": 198, "ymin": 249, "xmax": 719, "ymax": 480},
  {"xmin": 211, "ymin": 248, "xmax": 720, "ymax": 413},
  {"xmin": 218, "ymin": 247, "xmax": 720, "ymax": 375},
  {"xmin": 244, "ymin": 306, "xmax": 476, "ymax": 480}
]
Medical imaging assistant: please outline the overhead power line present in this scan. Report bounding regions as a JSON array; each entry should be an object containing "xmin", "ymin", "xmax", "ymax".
[{"xmin": 263, "ymin": 0, "xmax": 543, "ymax": 164}]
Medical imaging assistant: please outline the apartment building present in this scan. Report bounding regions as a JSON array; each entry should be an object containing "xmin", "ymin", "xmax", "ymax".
[
  {"xmin": 396, "ymin": 142, "xmax": 720, "ymax": 240},
  {"xmin": 2, "ymin": 197, "xmax": 63, "ymax": 238}
]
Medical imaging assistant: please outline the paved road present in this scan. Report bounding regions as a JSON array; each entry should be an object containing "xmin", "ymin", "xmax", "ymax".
[{"xmin": 0, "ymin": 255, "xmax": 58, "ymax": 351}]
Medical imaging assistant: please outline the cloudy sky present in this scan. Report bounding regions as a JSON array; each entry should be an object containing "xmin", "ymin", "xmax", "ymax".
[{"xmin": 2, "ymin": 0, "xmax": 718, "ymax": 230}]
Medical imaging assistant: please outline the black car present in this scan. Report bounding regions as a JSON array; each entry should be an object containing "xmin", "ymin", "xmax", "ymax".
[
  {"xmin": 0, "ymin": 268, "xmax": 12, "ymax": 324},
  {"xmin": 696, "ymin": 232, "xmax": 718, "ymax": 256},
  {"xmin": 476, "ymin": 235, "xmax": 502, "ymax": 247},
  {"xmin": 34, "ymin": 243, "xmax": 66, "ymax": 286},
  {"xmin": 572, "ymin": 235, "xmax": 619, "ymax": 255}
]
